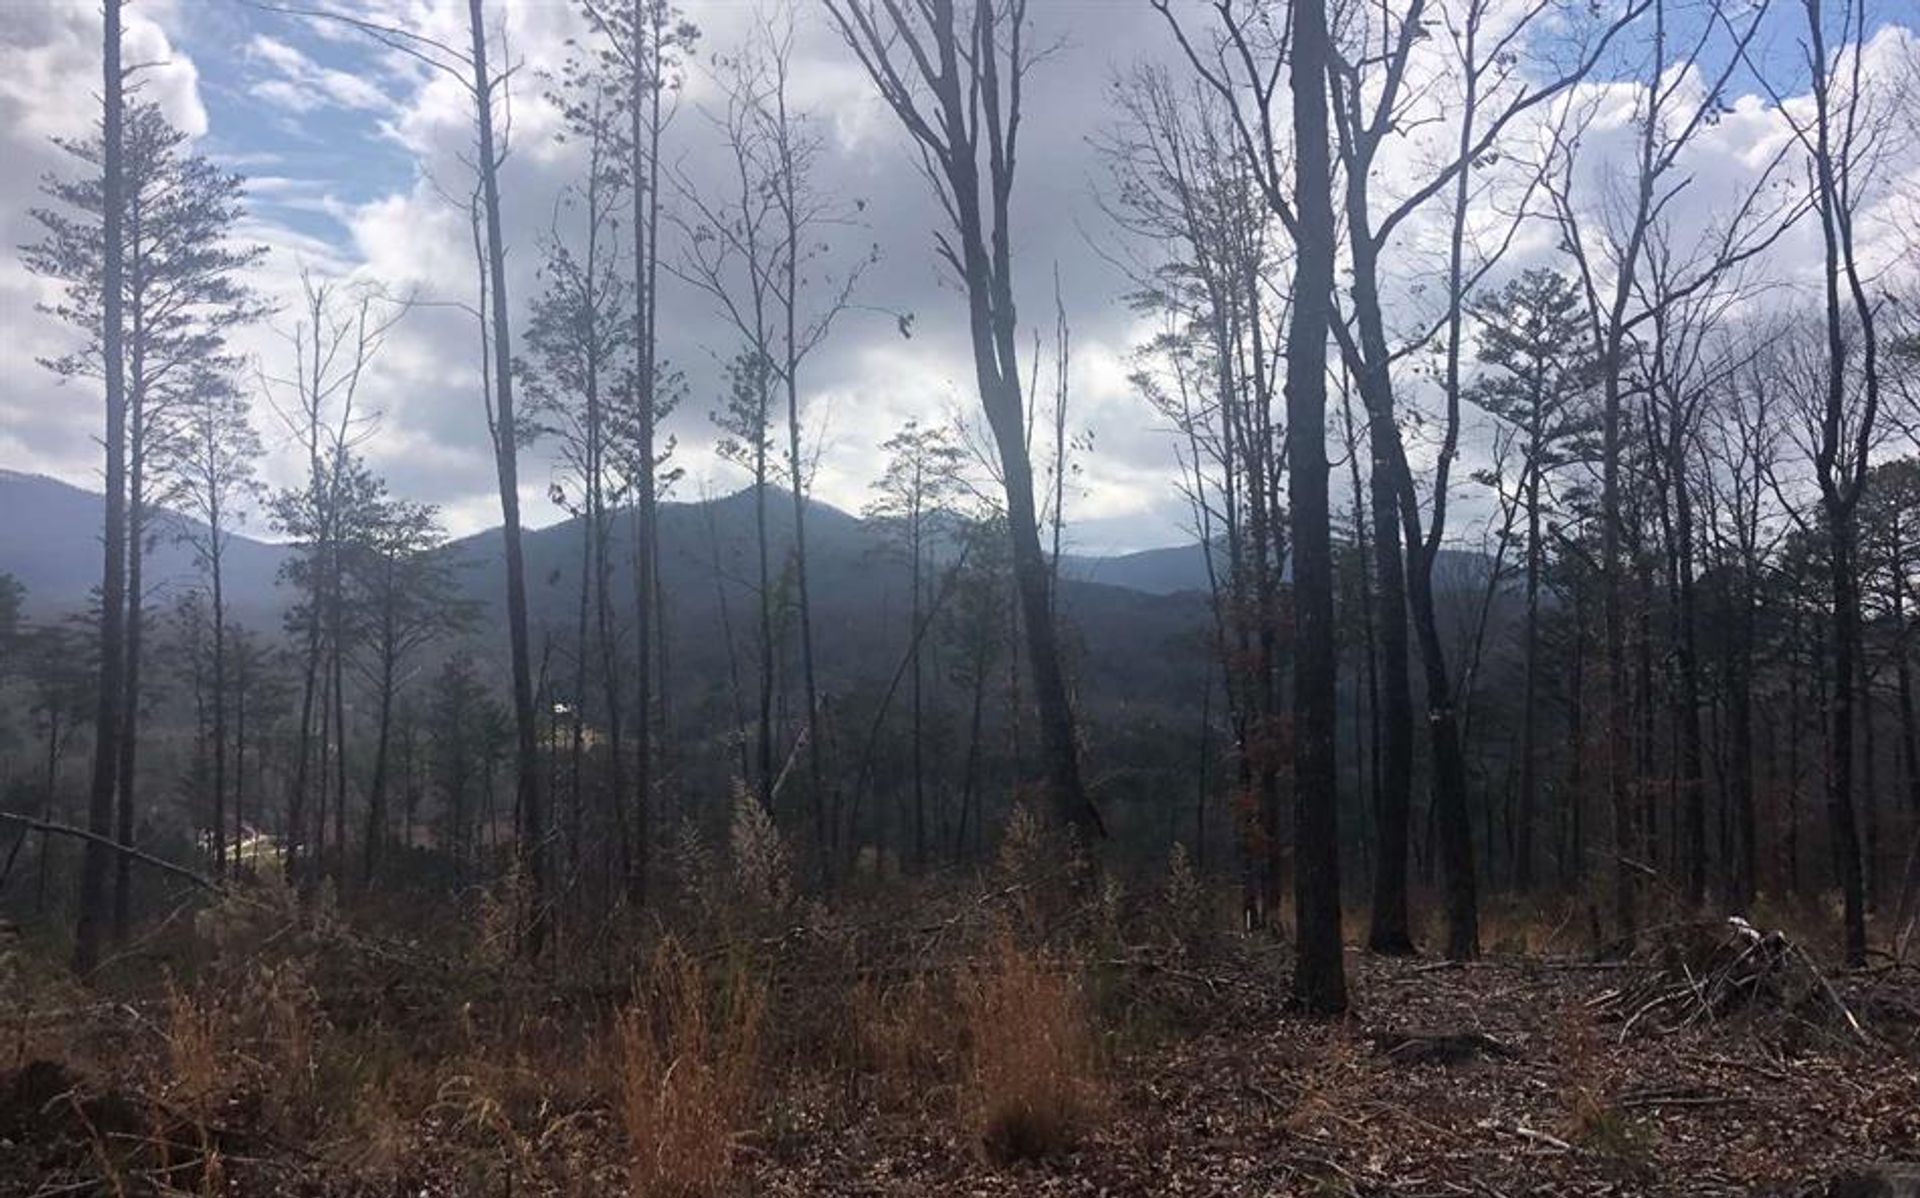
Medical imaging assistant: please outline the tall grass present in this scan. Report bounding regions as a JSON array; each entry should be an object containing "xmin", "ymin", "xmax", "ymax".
[
  {"xmin": 958, "ymin": 933, "xmax": 1102, "ymax": 1163},
  {"xmin": 616, "ymin": 937, "xmax": 765, "ymax": 1196}
]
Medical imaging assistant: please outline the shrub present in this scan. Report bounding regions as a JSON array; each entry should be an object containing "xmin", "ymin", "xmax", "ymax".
[
  {"xmin": 958, "ymin": 934, "xmax": 1102, "ymax": 1164},
  {"xmin": 616, "ymin": 937, "xmax": 765, "ymax": 1197}
]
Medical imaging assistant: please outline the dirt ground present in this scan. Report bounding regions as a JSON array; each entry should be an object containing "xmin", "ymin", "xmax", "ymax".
[
  {"xmin": 4, "ymin": 918, "xmax": 1918, "ymax": 1196},
  {"xmin": 750, "ymin": 952, "xmax": 1920, "ymax": 1197}
]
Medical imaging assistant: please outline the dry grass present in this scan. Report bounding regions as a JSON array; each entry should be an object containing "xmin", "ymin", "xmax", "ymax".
[
  {"xmin": 1557, "ymin": 1013, "xmax": 1655, "ymax": 1176},
  {"xmin": 958, "ymin": 933, "xmax": 1103, "ymax": 1164},
  {"xmin": 846, "ymin": 971, "xmax": 957, "ymax": 1106},
  {"xmin": 163, "ymin": 980, "xmax": 225, "ymax": 1114},
  {"xmin": 616, "ymin": 937, "xmax": 766, "ymax": 1197}
]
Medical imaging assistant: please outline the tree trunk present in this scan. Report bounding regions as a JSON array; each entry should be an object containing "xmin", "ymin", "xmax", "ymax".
[
  {"xmin": 210, "ymin": 523, "xmax": 227, "ymax": 880},
  {"xmin": 1565, "ymin": 587, "xmax": 1588, "ymax": 889},
  {"xmin": 364, "ymin": 641, "xmax": 395, "ymax": 883},
  {"xmin": 1829, "ymin": 528, "xmax": 1869, "ymax": 963},
  {"xmin": 1284, "ymin": 0, "xmax": 1345, "ymax": 1015},
  {"xmin": 330, "ymin": 595, "xmax": 348, "ymax": 881},
  {"xmin": 911, "ymin": 500, "xmax": 925, "ymax": 868},
  {"xmin": 1898, "ymin": 598, "xmax": 1919, "ymax": 817},
  {"xmin": 74, "ymin": 0, "xmax": 127, "ymax": 977},
  {"xmin": 469, "ymin": 0, "xmax": 544, "ymax": 956},
  {"xmin": 1675, "ymin": 466, "xmax": 1706, "ymax": 906},
  {"xmin": 1517, "ymin": 458, "xmax": 1541, "ymax": 891},
  {"xmin": 780, "ymin": 140, "xmax": 827, "ymax": 858},
  {"xmin": 1729, "ymin": 581, "xmax": 1757, "ymax": 909},
  {"xmin": 114, "ymin": 404, "xmax": 145, "ymax": 941},
  {"xmin": 1404, "ymin": 535, "xmax": 1480, "ymax": 960},
  {"xmin": 627, "ymin": 6, "xmax": 665, "ymax": 909},
  {"xmin": 755, "ymin": 446, "xmax": 775, "ymax": 810}
]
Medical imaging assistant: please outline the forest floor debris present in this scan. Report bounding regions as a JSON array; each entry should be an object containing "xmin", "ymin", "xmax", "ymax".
[{"xmin": 3, "ymin": 897, "xmax": 1918, "ymax": 1196}]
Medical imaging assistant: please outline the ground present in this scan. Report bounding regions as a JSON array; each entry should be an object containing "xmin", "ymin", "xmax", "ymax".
[
  {"xmin": 751, "ymin": 952, "xmax": 1920, "ymax": 1197},
  {"xmin": 3, "ymin": 885, "xmax": 1918, "ymax": 1197}
]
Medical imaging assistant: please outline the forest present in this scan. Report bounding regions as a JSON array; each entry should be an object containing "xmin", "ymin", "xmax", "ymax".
[{"xmin": 2, "ymin": 0, "xmax": 1919, "ymax": 1193}]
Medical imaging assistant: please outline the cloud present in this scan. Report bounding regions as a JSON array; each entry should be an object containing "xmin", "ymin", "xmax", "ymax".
[
  {"xmin": 0, "ymin": 1, "xmax": 1914, "ymax": 557},
  {"xmin": 0, "ymin": 2, "xmax": 207, "ymax": 494},
  {"xmin": 245, "ymin": 35, "xmax": 393, "ymax": 113}
]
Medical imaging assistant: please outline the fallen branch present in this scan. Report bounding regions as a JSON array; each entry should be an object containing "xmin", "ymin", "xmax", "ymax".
[
  {"xmin": 0, "ymin": 811, "xmax": 220, "ymax": 893},
  {"xmin": 1507, "ymin": 1124, "xmax": 1575, "ymax": 1153}
]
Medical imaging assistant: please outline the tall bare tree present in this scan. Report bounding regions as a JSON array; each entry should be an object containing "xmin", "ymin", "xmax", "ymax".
[
  {"xmin": 170, "ymin": 375, "xmax": 264, "ymax": 878},
  {"xmin": 577, "ymin": 0, "xmax": 699, "ymax": 906},
  {"xmin": 826, "ymin": 0, "xmax": 1103, "ymax": 842},
  {"xmin": 673, "ymin": 5, "xmax": 869, "ymax": 850},
  {"xmin": 523, "ymin": 58, "xmax": 633, "ymax": 902},
  {"xmin": 261, "ymin": 275, "xmax": 395, "ymax": 886},
  {"xmin": 1792, "ymin": 0, "xmax": 1892, "ymax": 967}
]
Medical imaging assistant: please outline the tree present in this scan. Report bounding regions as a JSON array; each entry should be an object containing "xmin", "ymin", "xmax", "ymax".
[
  {"xmin": 940, "ymin": 513, "xmax": 1012, "ymax": 862},
  {"xmin": 0, "ymin": 574, "xmax": 23, "ymax": 668},
  {"xmin": 25, "ymin": 99, "xmax": 269, "ymax": 937},
  {"xmin": 1794, "ymin": 0, "xmax": 1890, "ymax": 968},
  {"xmin": 456, "ymin": 0, "xmax": 546, "ymax": 959},
  {"xmin": 522, "ymin": 58, "xmax": 634, "ymax": 900},
  {"xmin": 1150, "ymin": 0, "xmax": 1346, "ymax": 1002},
  {"xmin": 252, "ymin": 0, "xmax": 549, "ymax": 946},
  {"xmin": 1544, "ymin": 0, "xmax": 1791, "ymax": 946},
  {"xmin": 18, "ymin": 622, "xmax": 95, "ymax": 911},
  {"xmin": 429, "ymin": 653, "xmax": 507, "ymax": 885},
  {"xmin": 1280, "ymin": 0, "xmax": 1345, "ymax": 1014},
  {"xmin": 169, "ymin": 374, "xmax": 265, "ymax": 878},
  {"xmin": 867, "ymin": 419, "xmax": 966, "ymax": 869},
  {"xmin": 826, "ymin": 0, "xmax": 1103, "ymax": 842},
  {"xmin": 577, "ymin": 0, "xmax": 700, "ymax": 908},
  {"xmin": 261, "ymin": 275, "xmax": 396, "ymax": 886},
  {"xmin": 73, "ymin": 0, "xmax": 124, "ymax": 977},
  {"xmin": 351, "ymin": 498, "xmax": 471, "ymax": 882},
  {"xmin": 1466, "ymin": 269, "xmax": 1597, "ymax": 891},
  {"xmin": 711, "ymin": 350, "xmax": 782, "ymax": 810},
  {"xmin": 673, "ymin": 5, "xmax": 869, "ymax": 850},
  {"xmin": 1102, "ymin": 67, "xmax": 1290, "ymax": 925}
]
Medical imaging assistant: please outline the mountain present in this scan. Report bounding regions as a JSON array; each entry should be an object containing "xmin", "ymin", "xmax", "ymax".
[
  {"xmin": 0, "ymin": 469, "xmax": 290, "ymax": 621},
  {"xmin": 0, "ymin": 469, "xmax": 1496, "ymax": 636},
  {"xmin": 1059, "ymin": 540, "xmax": 1499, "ymax": 597},
  {"xmin": 0, "ymin": 471, "xmax": 1216, "ymax": 711},
  {"xmin": 1060, "ymin": 543, "xmax": 1214, "ymax": 596},
  {"xmin": 0, "ymin": 469, "xmax": 1515, "ymax": 740}
]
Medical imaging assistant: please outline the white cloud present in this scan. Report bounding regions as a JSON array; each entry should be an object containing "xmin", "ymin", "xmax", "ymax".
[{"xmin": 1, "ymin": 1, "xmax": 1915, "ymax": 557}]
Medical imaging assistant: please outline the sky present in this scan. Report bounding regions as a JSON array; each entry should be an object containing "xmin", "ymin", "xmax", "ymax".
[{"xmin": 0, "ymin": 0, "xmax": 1915, "ymax": 553}]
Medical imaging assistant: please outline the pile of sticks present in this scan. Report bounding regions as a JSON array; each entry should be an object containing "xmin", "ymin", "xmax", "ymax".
[{"xmin": 1590, "ymin": 916, "xmax": 1868, "ymax": 1044}]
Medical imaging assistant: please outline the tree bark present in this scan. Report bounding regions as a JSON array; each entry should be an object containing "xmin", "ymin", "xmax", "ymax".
[
  {"xmin": 468, "ymin": 0, "xmax": 544, "ymax": 956},
  {"xmin": 74, "ymin": 0, "xmax": 127, "ymax": 978},
  {"xmin": 1285, "ymin": 0, "xmax": 1346, "ymax": 1015}
]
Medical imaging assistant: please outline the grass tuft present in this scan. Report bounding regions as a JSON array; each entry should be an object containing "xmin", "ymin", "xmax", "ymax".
[
  {"xmin": 958, "ymin": 933, "xmax": 1102, "ymax": 1164},
  {"xmin": 616, "ymin": 937, "xmax": 765, "ymax": 1196}
]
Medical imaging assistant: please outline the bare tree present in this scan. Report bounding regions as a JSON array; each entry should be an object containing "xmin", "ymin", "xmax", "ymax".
[
  {"xmin": 170, "ymin": 375, "xmax": 265, "ymax": 878},
  {"xmin": 523, "ymin": 59, "xmax": 634, "ymax": 902},
  {"xmin": 1100, "ymin": 66, "xmax": 1289, "ymax": 922},
  {"xmin": 1282, "ymin": 0, "xmax": 1346, "ymax": 1014},
  {"xmin": 261, "ymin": 275, "xmax": 396, "ymax": 887},
  {"xmin": 1790, "ymin": 0, "xmax": 1894, "ymax": 967},
  {"xmin": 826, "ymin": 0, "xmax": 1102, "ymax": 842},
  {"xmin": 577, "ymin": 0, "xmax": 700, "ymax": 907},
  {"xmin": 868, "ymin": 419, "xmax": 966, "ymax": 869},
  {"xmin": 673, "ymin": 4, "xmax": 870, "ymax": 850}
]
